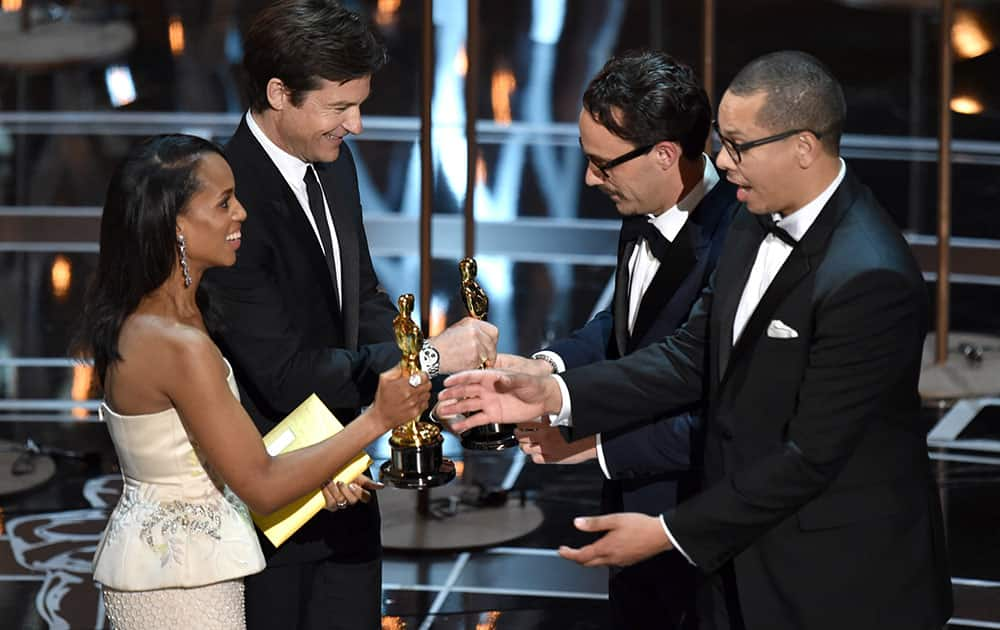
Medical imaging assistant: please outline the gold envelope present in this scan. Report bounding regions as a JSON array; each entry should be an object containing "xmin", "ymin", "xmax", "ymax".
[{"xmin": 251, "ymin": 394, "xmax": 373, "ymax": 547}]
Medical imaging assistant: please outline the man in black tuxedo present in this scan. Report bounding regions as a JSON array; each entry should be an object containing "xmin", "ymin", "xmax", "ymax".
[
  {"xmin": 440, "ymin": 51, "xmax": 951, "ymax": 630},
  {"xmin": 496, "ymin": 51, "xmax": 736, "ymax": 629},
  {"xmin": 204, "ymin": 2, "xmax": 497, "ymax": 629}
]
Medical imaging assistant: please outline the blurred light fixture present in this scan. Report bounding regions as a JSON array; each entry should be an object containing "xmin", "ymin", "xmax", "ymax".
[
  {"xmin": 952, "ymin": 9, "xmax": 992, "ymax": 59},
  {"xmin": 454, "ymin": 45, "xmax": 468, "ymax": 78},
  {"xmin": 429, "ymin": 296, "xmax": 447, "ymax": 337},
  {"xmin": 380, "ymin": 616, "xmax": 406, "ymax": 630},
  {"xmin": 454, "ymin": 459, "xmax": 465, "ymax": 479},
  {"xmin": 168, "ymin": 14, "xmax": 186, "ymax": 56},
  {"xmin": 50, "ymin": 254, "xmax": 71, "ymax": 300},
  {"xmin": 950, "ymin": 95, "xmax": 984, "ymax": 115},
  {"xmin": 490, "ymin": 67, "xmax": 516, "ymax": 126},
  {"xmin": 71, "ymin": 364, "xmax": 94, "ymax": 419},
  {"xmin": 1, "ymin": 0, "xmax": 23, "ymax": 12},
  {"xmin": 374, "ymin": 0, "xmax": 401, "ymax": 27},
  {"xmin": 105, "ymin": 65, "xmax": 137, "ymax": 108},
  {"xmin": 476, "ymin": 611, "xmax": 501, "ymax": 630},
  {"xmin": 475, "ymin": 153, "xmax": 487, "ymax": 185}
]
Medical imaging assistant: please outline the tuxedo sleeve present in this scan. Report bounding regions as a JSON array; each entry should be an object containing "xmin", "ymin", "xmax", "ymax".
[
  {"xmin": 543, "ymin": 309, "xmax": 614, "ymax": 370},
  {"xmin": 600, "ymin": 411, "xmax": 701, "ymax": 479},
  {"xmin": 663, "ymin": 269, "xmax": 923, "ymax": 572},
  {"xmin": 560, "ymin": 278, "xmax": 712, "ymax": 440},
  {"xmin": 205, "ymin": 219, "xmax": 399, "ymax": 416}
]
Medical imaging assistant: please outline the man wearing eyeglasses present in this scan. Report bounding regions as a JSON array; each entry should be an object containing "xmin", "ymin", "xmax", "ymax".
[
  {"xmin": 440, "ymin": 50, "xmax": 951, "ymax": 630},
  {"xmin": 495, "ymin": 50, "xmax": 737, "ymax": 629}
]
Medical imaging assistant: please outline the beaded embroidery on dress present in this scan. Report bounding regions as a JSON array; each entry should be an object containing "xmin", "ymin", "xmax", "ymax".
[{"xmin": 93, "ymin": 359, "xmax": 264, "ymax": 629}]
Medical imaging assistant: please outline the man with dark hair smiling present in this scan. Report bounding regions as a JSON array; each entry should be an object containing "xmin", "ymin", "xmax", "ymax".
[
  {"xmin": 497, "ymin": 50, "xmax": 736, "ymax": 629},
  {"xmin": 440, "ymin": 50, "xmax": 952, "ymax": 630},
  {"xmin": 205, "ymin": 1, "xmax": 497, "ymax": 628}
]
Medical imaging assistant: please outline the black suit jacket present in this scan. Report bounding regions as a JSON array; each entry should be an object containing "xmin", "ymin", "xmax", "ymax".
[
  {"xmin": 561, "ymin": 167, "xmax": 952, "ymax": 630},
  {"xmin": 204, "ymin": 117, "xmax": 401, "ymax": 566}
]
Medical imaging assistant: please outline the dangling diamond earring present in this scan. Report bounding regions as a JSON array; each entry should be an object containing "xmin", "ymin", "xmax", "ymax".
[{"xmin": 177, "ymin": 233, "xmax": 192, "ymax": 288}]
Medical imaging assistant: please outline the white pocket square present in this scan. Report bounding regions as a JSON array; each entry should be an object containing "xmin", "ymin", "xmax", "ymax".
[{"xmin": 767, "ymin": 319, "xmax": 799, "ymax": 339}]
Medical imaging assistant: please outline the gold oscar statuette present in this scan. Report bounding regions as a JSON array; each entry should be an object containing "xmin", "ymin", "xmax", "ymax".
[
  {"xmin": 379, "ymin": 294, "xmax": 456, "ymax": 489},
  {"xmin": 457, "ymin": 258, "xmax": 518, "ymax": 450}
]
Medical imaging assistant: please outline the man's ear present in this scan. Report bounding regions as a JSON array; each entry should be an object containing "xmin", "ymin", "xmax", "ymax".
[
  {"xmin": 795, "ymin": 132, "xmax": 821, "ymax": 169},
  {"xmin": 266, "ymin": 78, "xmax": 288, "ymax": 111},
  {"xmin": 654, "ymin": 140, "xmax": 681, "ymax": 171}
]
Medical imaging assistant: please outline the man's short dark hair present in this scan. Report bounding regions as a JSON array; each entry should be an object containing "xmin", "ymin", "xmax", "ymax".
[
  {"xmin": 243, "ymin": 0, "xmax": 388, "ymax": 112},
  {"xmin": 727, "ymin": 50, "xmax": 846, "ymax": 154},
  {"xmin": 582, "ymin": 50, "xmax": 711, "ymax": 159}
]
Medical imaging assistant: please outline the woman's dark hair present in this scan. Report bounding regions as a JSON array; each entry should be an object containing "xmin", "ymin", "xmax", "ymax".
[
  {"xmin": 243, "ymin": 0, "xmax": 388, "ymax": 112},
  {"xmin": 583, "ymin": 50, "xmax": 711, "ymax": 159},
  {"xmin": 72, "ymin": 134, "xmax": 225, "ymax": 383}
]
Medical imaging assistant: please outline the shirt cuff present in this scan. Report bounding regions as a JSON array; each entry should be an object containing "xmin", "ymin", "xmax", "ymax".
[
  {"xmin": 549, "ymin": 375, "xmax": 572, "ymax": 427},
  {"xmin": 595, "ymin": 434, "xmax": 612, "ymax": 479},
  {"xmin": 660, "ymin": 515, "xmax": 696, "ymax": 566},
  {"xmin": 532, "ymin": 350, "xmax": 566, "ymax": 374}
]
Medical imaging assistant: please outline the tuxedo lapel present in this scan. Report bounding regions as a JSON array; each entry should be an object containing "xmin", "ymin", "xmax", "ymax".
[
  {"xmin": 628, "ymin": 220, "xmax": 696, "ymax": 351},
  {"xmin": 716, "ymin": 217, "xmax": 765, "ymax": 380},
  {"xmin": 612, "ymin": 240, "xmax": 635, "ymax": 358},
  {"xmin": 316, "ymin": 162, "xmax": 359, "ymax": 350}
]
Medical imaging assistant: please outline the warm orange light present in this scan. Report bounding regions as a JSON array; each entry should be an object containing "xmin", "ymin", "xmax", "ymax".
[
  {"xmin": 51, "ymin": 254, "xmax": 72, "ymax": 300},
  {"xmin": 374, "ymin": 0, "xmax": 401, "ymax": 27},
  {"xmin": 475, "ymin": 154, "xmax": 487, "ymax": 186},
  {"xmin": 454, "ymin": 45, "xmax": 469, "ymax": 78},
  {"xmin": 491, "ymin": 67, "xmax": 516, "ymax": 126},
  {"xmin": 168, "ymin": 15, "xmax": 185, "ymax": 56},
  {"xmin": 950, "ymin": 96, "xmax": 984, "ymax": 115},
  {"xmin": 381, "ymin": 617, "xmax": 406, "ymax": 630},
  {"xmin": 454, "ymin": 460, "xmax": 465, "ymax": 479},
  {"xmin": 71, "ymin": 364, "xmax": 94, "ymax": 419},
  {"xmin": 429, "ymin": 301, "xmax": 447, "ymax": 338},
  {"xmin": 1, "ymin": 0, "xmax": 23, "ymax": 13},
  {"xmin": 476, "ymin": 611, "xmax": 501, "ymax": 630},
  {"xmin": 952, "ymin": 10, "xmax": 992, "ymax": 59}
]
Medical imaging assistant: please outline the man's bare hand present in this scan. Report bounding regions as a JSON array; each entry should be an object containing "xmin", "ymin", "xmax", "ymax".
[
  {"xmin": 429, "ymin": 317, "xmax": 499, "ymax": 373},
  {"xmin": 517, "ymin": 425, "xmax": 596, "ymax": 464},
  {"xmin": 557, "ymin": 513, "xmax": 673, "ymax": 567},
  {"xmin": 494, "ymin": 353, "xmax": 556, "ymax": 376},
  {"xmin": 321, "ymin": 475, "xmax": 384, "ymax": 512},
  {"xmin": 438, "ymin": 369, "xmax": 561, "ymax": 432}
]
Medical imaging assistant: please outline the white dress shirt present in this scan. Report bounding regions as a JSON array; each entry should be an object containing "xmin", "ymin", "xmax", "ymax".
[
  {"xmin": 550, "ymin": 158, "xmax": 847, "ymax": 565},
  {"xmin": 246, "ymin": 111, "xmax": 343, "ymax": 304}
]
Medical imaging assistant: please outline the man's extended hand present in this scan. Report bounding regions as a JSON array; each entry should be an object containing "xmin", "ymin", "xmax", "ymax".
[
  {"xmin": 517, "ymin": 425, "xmax": 596, "ymax": 464},
  {"xmin": 429, "ymin": 317, "xmax": 499, "ymax": 373},
  {"xmin": 557, "ymin": 513, "xmax": 673, "ymax": 567},
  {"xmin": 438, "ymin": 369, "xmax": 561, "ymax": 432}
]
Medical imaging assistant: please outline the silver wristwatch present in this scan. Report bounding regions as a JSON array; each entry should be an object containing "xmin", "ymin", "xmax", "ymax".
[{"xmin": 419, "ymin": 340, "xmax": 441, "ymax": 378}]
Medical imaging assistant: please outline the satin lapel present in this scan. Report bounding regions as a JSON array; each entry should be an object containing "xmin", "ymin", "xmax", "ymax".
[
  {"xmin": 612, "ymin": 240, "xmax": 635, "ymax": 358},
  {"xmin": 721, "ymin": 248, "xmax": 811, "ymax": 386},
  {"xmin": 316, "ymin": 162, "xmax": 359, "ymax": 350},
  {"xmin": 628, "ymin": 220, "xmax": 696, "ymax": 351},
  {"xmin": 716, "ymin": 215, "xmax": 766, "ymax": 380}
]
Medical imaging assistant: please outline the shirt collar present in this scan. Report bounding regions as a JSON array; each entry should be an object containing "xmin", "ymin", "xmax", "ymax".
[
  {"xmin": 246, "ymin": 109, "xmax": 311, "ymax": 189},
  {"xmin": 772, "ymin": 158, "xmax": 846, "ymax": 241},
  {"xmin": 647, "ymin": 154, "xmax": 720, "ymax": 243}
]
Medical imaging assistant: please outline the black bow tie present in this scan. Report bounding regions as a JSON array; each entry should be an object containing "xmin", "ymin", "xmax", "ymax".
[
  {"xmin": 621, "ymin": 216, "xmax": 672, "ymax": 262},
  {"xmin": 757, "ymin": 214, "xmax": 798, "ymax": 247}
]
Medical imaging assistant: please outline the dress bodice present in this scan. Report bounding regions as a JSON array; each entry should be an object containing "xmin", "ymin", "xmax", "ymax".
[{"xmin": 92, "ymin": 360, "xmax": 265, "ymax": 590}]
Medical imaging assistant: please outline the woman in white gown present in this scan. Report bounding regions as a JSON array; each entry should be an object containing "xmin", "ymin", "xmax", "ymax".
[{"xmin": 73, "ymin": 135, "xmax": 430, "ymax": 630}]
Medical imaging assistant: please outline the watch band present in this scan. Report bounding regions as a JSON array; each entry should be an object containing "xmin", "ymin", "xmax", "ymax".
[{"xmin": 419, "ymin": 340, "xmax": 441, "ymax": 378}]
